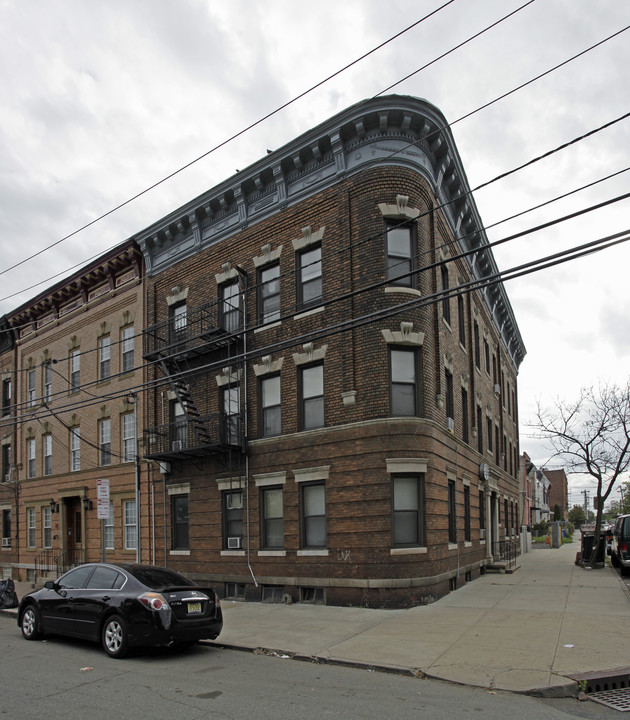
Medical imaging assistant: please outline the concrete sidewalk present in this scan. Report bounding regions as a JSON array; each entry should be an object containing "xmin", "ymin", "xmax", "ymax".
[{"xmin": 3, "ymin": 538, "xmax": 629, "ymax": 696}]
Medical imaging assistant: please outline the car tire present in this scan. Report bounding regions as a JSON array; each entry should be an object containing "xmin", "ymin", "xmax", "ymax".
[
  {"xmin": 102, "ymin": 614, "xmax": 129, "ymax": 659},
  {"xmin": 21, "ymin": 604, "xmax": 41, "ymax": 641}
]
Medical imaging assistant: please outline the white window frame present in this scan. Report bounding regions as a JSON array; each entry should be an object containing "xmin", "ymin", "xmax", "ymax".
[
  {"xmin": 43, "ymin": 506, "xmax": 52, "ymax": 548},
  {"xmin": 43, "ymin": 434, "xmax": 52, "ymax": 476},
  {"xmin": 124, "ymin": 500, "xmax": 137, "ymax": 550},
  {"xmin": 27, "ymin": 507, "xmax": 36, "ymax": 548},
  {"xmin": 70, "ymin": 427, "xmax": 81, "ymax": 471},
  {"xmin": 122, "ymin": 413, "xmax": 135, "ymax": 462},
  {"xmin": 99, "ymin": 336, "xmax": 111, "ymax": 380},
  {"xmin": 27, "ymin": 439, "xmax": 36, "ymax": 479},
  {"xmin": 121, "ymin": 326, "xmax": 134, "ymax": 373}
]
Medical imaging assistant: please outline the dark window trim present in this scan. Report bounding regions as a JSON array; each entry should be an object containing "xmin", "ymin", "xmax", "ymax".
[
  {"xmin": 297, "ymin": 243, "xmax": 323, "ymax": 311},
  {"xmin": 391, "ymin": 473, "xmax": 425, "ymax": 548},
  {"xmin": 385, "ymin": 221, "xmax": 416, "ymax": 288}
]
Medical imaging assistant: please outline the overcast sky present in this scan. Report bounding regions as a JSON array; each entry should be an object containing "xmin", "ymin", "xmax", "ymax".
[{"xmin": 1, "ymin": 0, "xmax": 628, "ymax": 506}]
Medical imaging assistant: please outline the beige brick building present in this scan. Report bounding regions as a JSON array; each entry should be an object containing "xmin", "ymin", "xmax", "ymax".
[
  {"xmin": 1, "ymin": 242, "xmax": 146, "ymax": 581},
  {"xmin": 135, "ymin": 95, "xmax": 526, "ymax": 606}
]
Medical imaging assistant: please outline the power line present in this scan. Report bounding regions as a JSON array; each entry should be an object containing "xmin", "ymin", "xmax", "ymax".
[
  {"xmin": 0, "ymin": 0, "xmax": 458, "ymax": 280},
  {"xmin": 1, "ymin": 20, "xmax": 624, "ymax": 307}
]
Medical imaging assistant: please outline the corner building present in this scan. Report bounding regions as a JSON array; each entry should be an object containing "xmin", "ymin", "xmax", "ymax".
[{"xmin": 136, "ymin": 95, "xmax": 526, "ymax": 607}]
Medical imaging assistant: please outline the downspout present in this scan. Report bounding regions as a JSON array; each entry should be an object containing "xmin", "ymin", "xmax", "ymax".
[{"xmin": 236, "ymin": 266, "xmax": 258, "ymax": 588}]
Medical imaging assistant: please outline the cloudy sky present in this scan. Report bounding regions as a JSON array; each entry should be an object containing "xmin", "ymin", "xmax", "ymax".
[{"xmin": 1, "ymin": 0, "xmax": 628, "ymax": 505}]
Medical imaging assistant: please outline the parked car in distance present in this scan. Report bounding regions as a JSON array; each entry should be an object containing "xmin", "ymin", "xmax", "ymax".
[
  {"xmin": 610, "ymin": 515, "xmax": 630, "ymax": 574},
  {"xmin": 17, "ymin": 563, "xmax": 222, "ymax": 658}
]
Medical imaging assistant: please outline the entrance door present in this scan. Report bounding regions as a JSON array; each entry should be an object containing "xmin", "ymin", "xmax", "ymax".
[{"xmin": 64, "ymin": 497, "xmax": 83, "ymax": 566}]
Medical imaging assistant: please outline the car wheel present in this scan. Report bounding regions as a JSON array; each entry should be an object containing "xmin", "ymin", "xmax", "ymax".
[
  {"xmin": 21, "ymin": 605, "xmax": 41, "ymax": 641},
  {"xmin": 102, "ymin": 615, "xmax": 129, "ymax": 659}
]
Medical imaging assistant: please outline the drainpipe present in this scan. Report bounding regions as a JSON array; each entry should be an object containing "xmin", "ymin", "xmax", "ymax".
[{"xmin": 236, "ymin": 265, "xmax": 258, "ymax": 588}]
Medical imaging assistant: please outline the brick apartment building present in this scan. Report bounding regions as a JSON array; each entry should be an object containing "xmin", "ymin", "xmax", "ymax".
[
  {"xmin": 0, "ymin": 316, "xmax": 18, "ymax": 572},
  {"xmin": 545, "ymin": 468, "xmax": 569, "ymax": 521},
  {"xmin": 0, "ymin": 242, "xmax": 145, "ymax": 582},
  {"xmin": 133, "ymin": 95, "xmax": 526, "ymax": 607}
]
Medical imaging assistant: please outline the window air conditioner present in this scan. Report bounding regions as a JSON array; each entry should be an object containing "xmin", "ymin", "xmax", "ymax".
[
  {"xmin": 446, "ymin": 417, "xmax": 455, "ymax": 432},
  {"xmin": 3, "ymin": 473, "xmax": 10, "ymax": 483},
  {"xmin": 1, "ymin": 537, "xmax": 10, "ymax": 547},
  {"xmin": 227, "ymin": 537, "xmax": 242, "ymax": 549},
  {"xmin": 494, "ymin": 384, "xmax": 501, "ymax": 394},
  {"xmin": 480, "ymin": 528, "xmax": 486, "ymax": 540}
]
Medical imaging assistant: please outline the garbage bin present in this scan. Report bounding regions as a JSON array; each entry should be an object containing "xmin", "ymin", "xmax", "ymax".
[{"xmin": 580, "ymin": 533, "xmax": 605, "ymax": 566}]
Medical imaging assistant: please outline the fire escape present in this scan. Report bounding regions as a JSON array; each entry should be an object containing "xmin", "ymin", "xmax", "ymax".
[{"xmin": 142, "ymin": 279, "xmax": 246, "ymax": 464}]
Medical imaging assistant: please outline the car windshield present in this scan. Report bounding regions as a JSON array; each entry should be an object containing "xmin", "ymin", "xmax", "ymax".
[{"xmin": 127, "ymin": 566, "xmax": 196, "ymax": 589}]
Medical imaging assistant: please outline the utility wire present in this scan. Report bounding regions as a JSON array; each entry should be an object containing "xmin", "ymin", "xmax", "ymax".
[
  {"xmin": 0, "ymin": 0, "xmax": 458, "ymax": 279},
  {"xmin": 4, "ymin": 222, "xmax": 628, "ymax": 430},
  {"xmin": 0, "ymin": 17, "xmax": 624, "ymax": 307}
]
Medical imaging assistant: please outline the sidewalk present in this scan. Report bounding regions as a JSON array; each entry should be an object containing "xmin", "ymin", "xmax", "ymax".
[{"xmin": 3, "ymin": 538, "xmax": 629, "ymax": 696}]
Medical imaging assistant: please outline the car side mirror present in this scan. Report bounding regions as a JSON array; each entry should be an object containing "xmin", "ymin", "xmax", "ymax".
[{"xmin": 44, "ymin": 581, "xmax": 56, "ymax": 590}]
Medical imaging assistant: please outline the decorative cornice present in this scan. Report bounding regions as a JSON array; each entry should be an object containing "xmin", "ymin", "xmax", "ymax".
[{"xmin": 131, "ymin": 95, "xmax": 525, "ymax": 368}]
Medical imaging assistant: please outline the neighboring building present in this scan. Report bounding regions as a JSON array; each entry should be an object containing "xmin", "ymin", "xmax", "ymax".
[
  {"xmin": 520, "ymin": 452, "xmax": 534, "ymax": 531},
  {"xmin": 2, "ymin": 242, "xmax": 145, "ymax": 581},
  {"xmin": 531, "ymin": 468, "xmax": 551, "ymax": 526},
  {"xmin": 0, "ymin": 315, "xmax": 18, "ymax": 573},
  {"xmin": 134, "ymin": 95, "xmax": 526, "ymax": 607},
  {"xmin": 545, "ymin": 468, "xmax": 569, "ymax": 520}
]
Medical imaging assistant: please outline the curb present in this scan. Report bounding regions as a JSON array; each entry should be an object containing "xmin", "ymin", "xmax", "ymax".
[{"xmin": 204, "ymin": 640, "xmax": 578, "ymax": 698}]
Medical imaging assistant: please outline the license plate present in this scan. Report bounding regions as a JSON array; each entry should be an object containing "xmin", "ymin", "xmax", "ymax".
[{"xmin": 187, "ymin": 602, "xmax": 202, "ymax": 614}]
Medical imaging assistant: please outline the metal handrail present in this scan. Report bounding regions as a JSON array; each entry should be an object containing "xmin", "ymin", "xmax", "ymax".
[
  {"xmin": 493, "ymin": 540, "xmax": 518, "ymax": 569},
  {"xmin": 56, "ymin": 548, "xmax": 82, "ymax": 575},
  {"xmin": 34, "ymin": 549, "xmax": 56, "ymax": 583}
]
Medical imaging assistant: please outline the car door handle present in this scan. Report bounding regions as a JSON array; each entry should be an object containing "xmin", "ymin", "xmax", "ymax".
[{"xmin": 101, "ymin": 596, "xmax": 111, "ymax": 602}]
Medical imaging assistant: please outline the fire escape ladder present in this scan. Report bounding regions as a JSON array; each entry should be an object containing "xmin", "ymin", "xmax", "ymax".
[{"xmin": 158, "ymin": 357, "xmax": 212, "ymax": 447}]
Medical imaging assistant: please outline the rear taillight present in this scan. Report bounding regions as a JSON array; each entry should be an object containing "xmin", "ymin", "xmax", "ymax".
[
  {"xmin": 621, "ymin": 542, "xmax": 628, "ymax": 553},
  {"xmin": 138, "ymin": 592, "xmax": 169, "ymax": 611}
]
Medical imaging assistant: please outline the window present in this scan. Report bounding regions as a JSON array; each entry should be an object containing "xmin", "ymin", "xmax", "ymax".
[
  {"xmin": 2, "ymin": 444, "xmax": 11, "ymax": 482},
  {"xmin": 445, "ymin": 370, "xmax": 454, "ymax": 422},
  {"xmin": 298, "ymin": 244, "xmax": 322, "ymax": 309},
  {"xmin": 487, "ymin": 418, "xmax": 493, "ymax": 453},
  {"xmin": 70, "ymin": 427, "xmax": 81, "ymax": 471},
  {"xmin": 1, "ymin": 378, "xmax": 10, "ymax": 416},
  {"xmin": 483, "ymin": 338, "xmax": 490, "ymax": 375},
  {"xmin": 27, "ymin": 507, "xmax": 36, "ymax": 548},
  {"xmin": 392, "ymin": 475, "xmax": 425, "ymax": 546},
  {"xmin": 495, "ymin": 426, "xmax": 500, "ymax": 466},
  {"xmin": 86, "ymin": 566, "xmax": 124, "ymax": 590},
  {"xmin": 458, "ymin": 295, "xmax": 466, "ymax": 346},
  {"xmin": 476, "ymin": 405, "xmax": 483, "ymax": 454},
  {"xmin": 170, "ymin": 302, "xmax": 187, "ymax": 343},
  {"xmin": 104, "ymin": 501, "xmax": 114, "ymax": 550},
  {"xmin": 121, "ymin": 326, "xmax": 134, "ymax": 373},
  {"xmin": 223, "ymin": 490, "xmax": 243, "ymax": 548},
  {"xmin": 261, "ymin": 375, "xmax": 281, "ymax": 437},
  {"xmin": 122, "ymin": 413, "xmax": 135, "ymax": 462},
  {"xmin": 221, "ymin": 281, "xmax": 240, "ymax": 332},
  {"xmin": 27, "ymin": 439, "xmax": 36, "ymax": 478},
  {"xmin": 170, "ymin": 402, "xmax": 187, "ymax": 450},
  {"xmin": 464, "ymin": 485, "xmax": 471, "ymax": 542},
  {"xmin": 390, "ymin": 348, "xmax": 418, "ymax": 417},
  {"xmin": 171, "ymin": 494, "xmax": 189, "ymax": 550},
  {"xmin": 448, "ymin": 480, "xmax": 457, "ymax": 544},
  {"xmin": 124, "ymin": 500, "xmax": 137, "ymax": 550},
  {"xmin": 259, "ymin": 263, "xmax": 280, "ymax": 324},
  {"xmin": 43, "ymin": 434, "xmax": 52, "ymax": 476},
  {"xmin": 1, "ymin": 509, "xmax": 10, "ymax": 544},
  {"xmin": 300, "ymin": 364, "xmax": 324, "ymax": 430},
  {"xmin": 43, "ymin": 506, "xmax": 52, "ymax": 548},
  {"xmin": 440, "ymin": 265, "xmax": 450, "ymax": 324},
  {"xmin": 99, "ymin": 336, "xmax": 111, "ymax": 380},
  {"xmin": 385, "ymin": 223, "xmax": 413, "ymax": 287},
  {"xmin": 99, "ymin": 419, "xmax": 111, "ymax": 466},
  {"xmin": 222, "ymin": 385, "xmax": 240, "ymax": 445},
  {"xmin": 504, "ymin": 499, "xmax": 509, "ymax": 534},
  {"xmin": 461, "ymin": 388, "xmax": 469, "ymax": 444},
  {"xmin": 301, "ymin": 483, "xmax": 326, "ymax": 549},
  {"xmin": 70, "ymin": 350, "xmax": 80, "ymax": 392},
  {"xmin": 58, "ymin": 565, "xmax": 93, "ymax": 589},
  {"xmin": 28, "ymin": 369, "xmax": 36, "ymax": 407},
  {"xmin": 492, "ymin": 353, "xmax": 497, "ymax": 385},
  {"xmin": 43, "ymin": 362, "xmax": 52, "ymax": 403},
  {"xmin": 473, "ymin": 321, "xmax": 480, "ymax": 369},
  {"xmin": 261, "ymin": 486, "xmax": 284, "ymax": 549},
  {"xmin": 479, "ymin": 490, "xmax": 486, "ymax": 536}
]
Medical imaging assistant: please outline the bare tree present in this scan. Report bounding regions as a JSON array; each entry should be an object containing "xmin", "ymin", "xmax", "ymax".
[{"xmin": 532, "ymin": 382, "xmax": 630, "ymax": 568}]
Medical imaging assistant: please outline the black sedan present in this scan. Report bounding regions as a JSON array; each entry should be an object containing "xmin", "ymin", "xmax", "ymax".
[{"xmin": 17, "ymin": 563, "xmax": 223, "ymax": 658}]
